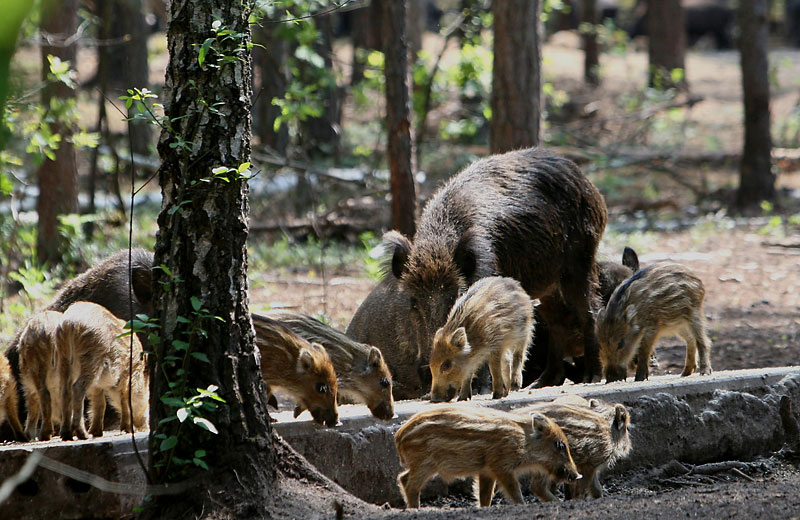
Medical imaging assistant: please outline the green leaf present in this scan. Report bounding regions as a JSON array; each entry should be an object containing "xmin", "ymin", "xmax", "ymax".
[
  {"xmin": 198, "ymin": 37, "xmax": 215, "ymax": 67},
  {"xmin": 190, "ymin": 296, "xmax": 202, "ymax": 311},
  {"xmin": 191, "ymin": 352, "xmax": 211, "ymax": 363},
  {"xmin": 193, "ymin": 417, "xmax": 219, "ymax": 434},
  {"xmin": 193, "ymin": 458, "xmax": 210, "ymax": 470},
  {"xmin": 160, "ymin": 396, "xmax": 186, "ymax": 408},
  {"xmin": 172, "ymin": 339, "xmax": 190, "ymax": 351},
  {"xmin": 195, "ymin": 450, "xmax": 206, "ymax": 457},
  {"xmin": 212, "ymin": 166, "xmax": 228, "ymax": 175},
  {"xmin": 160, "ymin": 436, "xmax": 179, "ymax": 451}
]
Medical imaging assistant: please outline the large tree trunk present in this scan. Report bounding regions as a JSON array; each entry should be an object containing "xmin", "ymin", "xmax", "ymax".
[
  {"xmin": 490, "ymin": 0, "xmax": 542, "ymax": 153},
  {"xmin": 736, "ymin": 0, "xmax": 774, "ymax": 207},
  {"xmin": 252, "ymin": 20, "xmax": 289, "ymax": 153},
  {"xmin": 147, "ymin": 1, "xmax": 275, "ymax": 516},
  {"xmin": 383, "ymin": 0, "xmax": 416, "ymax": 238},
  {"xmin": 647, "ymin": 0, "xmax": 687, "ymax": 90},
  {"xmin": 36, "ymin": 0, "xmax": 79, "ymax": 266},
  {"xmin": 582, "ymin": 0, "xmax": 600, "ymax": 87}
]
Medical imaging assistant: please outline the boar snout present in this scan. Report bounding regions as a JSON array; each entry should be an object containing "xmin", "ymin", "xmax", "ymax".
[
  {"xmin": 604, "ymin": 365, "xmax": 627, "ymax": 383},
  {"xmin": 310, "ymin": 407, "xmax": 338, "ymax": 427},
  {"xmin": 370, "ymin": 400, "xmax": 394, "ymax": 420},
  {"xmin": 430, "ymin": 385, "xmax": 457, "ymax": 403}
]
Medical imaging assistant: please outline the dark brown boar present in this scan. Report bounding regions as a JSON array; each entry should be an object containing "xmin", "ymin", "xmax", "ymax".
[
  {"xmin": 394, "ymin": 405, "xmax": 581, "ymax": 508},
  {"xmin": 252, "ymin": 314, "xmax": 338, "ymax": 426},
  {"xmin": 0, "ymin": 350, "xmax": 26, "ymax": 440},
  {"xmin": 18, "ymin": 311, "xmax": 65, "ymax": 441},
  {"xmin": 259, "ymin": 310, "xmax": 394, "ymax": 420},
  {"xmin": 521, "ymin": 399, "xmax": 631, "ymax": 500},
  {"xmin": 348, "ymin": 148, "xmax": 608, "ymax": 394},
  {"xmin": 429, "ymin": 276, "xmax": 533, "ymax": 402},
  {"xmin": 523, "ymin": 247, "xmax": 640, "ymax": 387},
  {"xmin": 57, "ymin": 301, "xmax": 148, "ymax": 439},
  {"xmin": 597, "ymin": 262, "xmax": 712, "ymax": 382}
]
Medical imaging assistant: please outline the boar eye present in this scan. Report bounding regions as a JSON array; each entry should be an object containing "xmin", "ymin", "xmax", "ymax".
[
  {"xmin": 616, "ymin": 339, "xmax": 625, "ymax": 351},
  {"xmin": 440, "ymin": 360, "xmax": 452, "ymax": 372},
  {"xmin": 316, "ymin": 383, "xmax": 329, "ymax": 394},
  {"xmin": 555, "ymin": 440, "xmax": 566, "ymax": 452},
  {"xmin": 379, "ymin": 377, "xmax": 391, "ymax": 389}
]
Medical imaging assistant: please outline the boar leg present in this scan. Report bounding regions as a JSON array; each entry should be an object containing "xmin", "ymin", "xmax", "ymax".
[
  {"xmin": 489, "ymin": 353, "xmax": 509, "ymax": 399},
  {"xmin": 510, "ymin": 346, "xmax": 526, "ymax": 391},
  {"xmin": 634, "ymin": 331, "xmax": 657, "ymax": 382},
  {"xmin": 88, "ymin": 388, "xmax": 107, "ymax": 437},
  {"xmin": 529, "ymin": 472, "xmax": 557, "ymax": 502},
  {"xmin": 691, "ymin": 312, "xmax": 713, "ymax": 376},
  {"xmin": 69, "ymin": 377, "xmax": 92, "ymax": 440},
  {"xmin": 458, "ymin": 380, "xmax": 472, "ymax": 401},
  {"xmin": 476, "ymin": 474, "xmax": 496, "ymax": 506},
  {"xmin": 38, "ymin": 385, "xmax": 54, "ymax": 441},
  {"xmin": 679, "ymin": 328, "xmax": 699, "ymax": 377},
  {"xmin": 494, "ymin": 472, "xmax": 525, "ymax": 504},
  {"xmin": 119, "ymin": 386, "xmax": 133, "ymax": 433},
  {"xmin": 4, "ymin": 390, "xmax": 27, "ymax": 441},
  {"xmin": 24, "ymin": 390, "xmax": 41, "ymax": 440},
  {"xmin": 533, "ymin": 295, "xmax": 568, "ymax": 387},
  {"xmin": 589, "ymin": 471, "xmax": 604, "ymax": 498},
  {"xmin": 398, "ymin": 469, "xmax": 429, "ymax": 508}
]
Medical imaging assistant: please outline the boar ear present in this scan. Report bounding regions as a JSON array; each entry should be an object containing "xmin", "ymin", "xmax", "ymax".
[
  {"xmin": 453, "ymin": 228, "xmax": 492, "ymax": 283},
  {"xmin": 622, "ymin": 247, "xmax": 639, "ymax": 272},
  {"xmin": 383, "ymin": 231, "xmax": 412, "ymax": 279},
  {"xmin": 368, "ymin": 346, "xmax": 383, "ymax": 368},
  {"xmin": 452, "ymin": 327, "xmax": 469, "ymax": 353},
  {"xmin": 531, "ymin": 413, "xmax": 549, "ymax": 437},
  {"xmin": 614, "ymin": 405, "xmax": 628, "ymax": 430},
  {"xmin": 297, "ymin": 349, "xmax": 314, "ymax": 374}
]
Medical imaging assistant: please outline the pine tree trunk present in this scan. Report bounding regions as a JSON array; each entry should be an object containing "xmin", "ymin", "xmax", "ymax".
[
  {"xmin": 36, "ymin": 0, "xmax": 78, "ymax": 266},
  {"xmin": 383, "ymin": 0, "xmax": 416, "ymax": 238},
  {"xmin": 736, "ymin": 0, "xmax": 774, "ymax": 207},
  {"xmin": 582, "ymin": 0, "xmax": 600, "ymax": 87},
  {"xmin": 252, "ymin": 21, "xmax": 289, "ymax": 153},
  {"xmin": 647, "ymin": 0, "xmax": 687, "ymax": 90},
  {"xmin": 146, "ymin": 1, "xmax": 275, "ymax": 516},
  {"xmin": 490, "ymin": 0, "xmax": 542, "ymax": 153}
]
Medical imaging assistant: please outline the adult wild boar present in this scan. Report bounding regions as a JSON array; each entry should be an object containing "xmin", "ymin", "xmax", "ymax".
[{"xmin": 348, "ymin": 148, "xmax": 608, "ymax": 394}]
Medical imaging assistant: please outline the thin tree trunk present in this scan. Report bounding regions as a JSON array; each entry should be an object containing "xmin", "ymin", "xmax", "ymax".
[
  {"xmin": 253, "ymin": 20, "xmax": 289, "ymax": 153},
  {"xmin": 490, "ymin": 0, "xmax": 542, "ymax": 153},
  {"xmin": 36, "ymin": 0, "xmax": 78, "ymax": 266},
  {"xmin": 647, "ymin": 0, "xmax": 687, "ymax": 90},
  {"xmin": 407, "ymin": 0, "xmax": 425, "ymax": 63},
  {"xmin": 146, "ymin": 0, "xmax": 274, "ymax": 516},
  {"xmin": 0, "ymin": 0, "xmax": 34, "ymax": 153},
  {"xmin": 582, "ymin": 0, "xmax": 600, "ymax": 87},
  {"xmin": 736, "ymin": 0, "xmax": 774, "ymax": 207},
  {"xmin": 383, "ymin": 0, "xmax": 416, "ymax": 238}
]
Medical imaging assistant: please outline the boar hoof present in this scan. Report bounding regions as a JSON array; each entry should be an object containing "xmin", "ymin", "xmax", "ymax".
[
  {"xmin": 90, "ymin": 428, "xmax": 104, "ymax": 438},
  {"xmin": 59, "ymin": 428, "xmax": 73, "ymax": 441},
  {"xmin": 699, "ymin": 366, "xmax": 712, "ymax": 376}
]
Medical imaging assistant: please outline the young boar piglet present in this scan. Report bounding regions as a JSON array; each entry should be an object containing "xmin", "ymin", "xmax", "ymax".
[
  {"xmin": 261, "ymin": 310, "xmax": 394, "ymax": 420},
  {"xmin": 597, "ymin": 262, "xmax": 712, "ymax": 382},
  {"xmin": 394, "ymin": 405, "xmax": 581, "ymax": 508},
  {"xmin": 57, "ymin": 301, "xmax": 149, "ymax": 439},
  {"xmin": 18, "ymin": 311, "xmax": 65, "ymax": 441},
  {"xmin": 0, "ymin": 350, "xmax": 27, "ymax": 440},
  {"xmin": 522, "ymin": 398, "xmax": 631, "ymax": 500},
  {"xmin": 429, "ymin": 277, "xmax": 533, "ymax": 402},
  {"xmin": 252, "ymin": 314, "xmax": 338, "ymax": 427}
]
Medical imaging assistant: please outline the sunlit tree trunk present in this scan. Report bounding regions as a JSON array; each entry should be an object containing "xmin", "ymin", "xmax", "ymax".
[
  {"xmin": 383, "ymin": 0, "xmax": 416, "ymax": 238},
  {"xmin": 647, "ymin": 0, "xmax": 687, "ymax": 90},
  {"xmin": 736, "ymin": 0, "xmax": 774, "ymax": 207},
  {"xmin": 582, "ymin": 0, "xmax": 600, "ymax": 87},
  {"xmin": 491, "ymin": 0, "xmax": 542, "ymax": 152},
  {"xmin": 36, "ymin": 0, "xmax": 78, "ymax": 266}
]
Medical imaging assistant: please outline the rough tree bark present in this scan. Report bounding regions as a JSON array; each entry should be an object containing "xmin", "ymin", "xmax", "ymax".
[
  {"xmin": 490, "ymin": 0, "xmax": 542, "ymax": 153},
  {"xmin": 36, "ymin": 0, "xmax": 78, "ymax": 266},
  {"xmin": 147, "ymin": 1, "xmax": 275, "ymax": 517},
  {"xmin": 252, "ymin": 19, "xmax": 289, "ymax": 153},
  {"xmin": 647, "ymin": 0, "xmax": 687, "ymax": 90},
  {"xmin": 582, "ymin": 0, "xmax": 600, "ymax": 87},
  {"xmin": 736, "ymin": 0, "xmax": 774, "ymax": 207},
  {"xmin": 382, "ymin": 0, "xmax": 416, "ymax": 238}
]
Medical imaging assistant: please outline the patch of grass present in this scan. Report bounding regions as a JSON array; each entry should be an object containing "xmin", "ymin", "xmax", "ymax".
[{"xmin": 248, "ymin": 233, "xmax": 377, "ymax": 276}]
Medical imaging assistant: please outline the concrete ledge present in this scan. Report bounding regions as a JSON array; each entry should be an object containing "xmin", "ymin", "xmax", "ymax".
[
  {"xmin": 1, "ymin": 367, "xmax": 798, "ymax": 516},
  {"xmin": 272, "ymin": 367, "xmax": 800, "ymax": 504}
]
